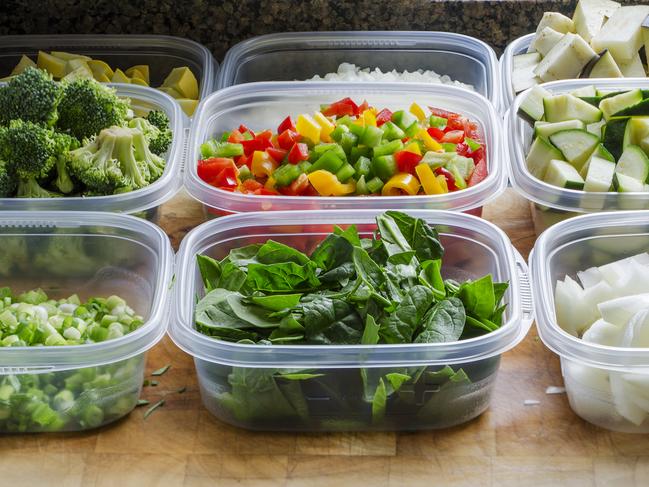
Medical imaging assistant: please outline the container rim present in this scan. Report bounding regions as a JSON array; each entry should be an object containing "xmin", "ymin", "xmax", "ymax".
[
  {"xmin": 185, "ymin": 81, "xmax": 507, "ymax": 213},
  {"xmin": 0, "ymin": 34, "xmax": 218, "ymax": 100},
  {"xmin": 499, "ymin": 33, "xmax": 533, "ymax": 113},
  {"xmin": 169, "ymin": 209, "xmax": 534, "ymax": 368},
  {"xmin": 531, "ymin": 210, "xmax": 649, "ymax": 371},
  {"xmin": 0, "ymin": 83, "xmax": 185, "ymax": 214},
  {"xmin": 217, "ymin": 30, "xmax": 500, "ymax": 105},
  {"xmin": 507, "ymin": 78, "xmax": 649, "ymax": 213},
  {"xmin": 0, "ymin": 211, "xmax": 174, "ymax": 373}
]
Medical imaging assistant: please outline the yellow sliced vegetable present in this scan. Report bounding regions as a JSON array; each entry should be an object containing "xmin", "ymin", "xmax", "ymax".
[
  {"xmin": 51, "ymin": 51, "xmax": 91, "ymax": 62},
  {"xmin": 130, "ymin": 77, "xmax": 149, "ymax": 87},
  {"xmin": 416, "ymin": 129, "xmax": 443, "ymax": 152},
  {"xmin": 158, "ymin": 86, "xmax": 183, "ymax": 98},
  {"xmin": 11, "ymin": 55, "xmax": 36, "ymax": 76},
  {"xmin": 64, "ymin": 58, "xmax": 90, "ymax": 75},
  {"xmin": 308, "ymin": 170, "xmax": 356, "ymax": 196},
  {"xmin": 381, "ymin": 172, "xmax": 421, "ymax": 196},
  {"xmin": 177, "ymin": 98, "xmax": 199, "ymax": 116},
  {"xmin": 265, "ymin": 177, "xmax": 277, "ymax": 190},
  {"xmin": 362, "ymin": 109, "xmax": 377, "ymax": 127},
  {"xmin": 93, "ymin": 72, "xmax": 111, "ymax": 83},
  {"xmin": 251, "ymin": 151, "xmax": 278, "ymax": 178},
  {"xmin": 161, "ymin": 67, "xmax": 198, "ymax": 99},
  {"xmin": 415, "ymin": 164, "xmax": 447, "ymax": 194},
  {"xmin": 87, "ymin": 59, "xmax": 114, "ymax": 78},
  {"xmin": 409, "ymin": 102, "xmax": 426, "ymax": 121},
  {"xmin": 111, "ymin": 68, "xmax": 131, "ymax": 83},
  {"xmin": 296, "ymin": 114, "xmax": 321, "ymax": 144},
  {"xmin": 61, "ymin": 66, "xmax": 93, "ymax": 82},
  {"xmin": 403, "ymin": 142, "xmax": 422, "ymax": 155},
  {"xmin": 37, "ymin": 51, "xmax": 66, "ymax": 78},
  {"xmin": 436, "ymin": 174, "xmax": 449, "ymax": 192},
  {"xmin": 126, "ymin": 65, "xmax": 150, "ymax": 84},
  {"xmin": 313, "ymin": 111, "xmax": 335, "ymax": 142}
]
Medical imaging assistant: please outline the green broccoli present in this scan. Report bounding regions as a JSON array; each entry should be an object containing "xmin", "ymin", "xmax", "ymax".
[
  {"xmin": 52, "ymin": 132, "xmax": 80, "ymax": 194},
  {"xmin": 127, "ymin": 119, "xmax": 166, "ymax": 181},
  {"xmin": 56, "ymin": 78, "xmax": 129, "ymax": 140},
  {"xmin": 0, "ymin": 159, "xmax": 17, "ymax": 197},
  {"xmin": 145, "ymin": 110, "xmax": 172, "ymax": 156},
  {"xmin": 67, "ymin": 125, "xmax": 160, "ymax": 194},
  {"xmin": 16, "ymin": 177, "xmax": 58, "ymax": 198},
  {"xmin": 0, "ymin": 67, "xmax": 63, "ymax": 126},
  {"xmin": 33, "ymin": 236, "xmax": 97, "ymax": 277}
]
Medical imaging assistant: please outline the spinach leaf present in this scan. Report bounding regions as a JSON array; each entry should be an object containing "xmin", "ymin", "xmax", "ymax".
[
  {"xmin": 310, "ymin": 233, "xmax": 354, "ymax": 272},
  {"xmin": 228, "ymin": 244, "xmax": 263, "ymax": 267},
  {"xmin": 196, "ymin": 254, "xmax": 221, "ymax": 292},
  {"xmin": 256, "ymin": 240, "xmax": 311, "ymax": 265},
  {"xmin": 376, "ymin": 213, "xmax": 413, "ymax": 256},
  {"xmin": 414, "ymin": 297, "xmax": 466, "ymax": 343},
  {"xmin": 419, "ymin": 259, "xmax": 446, "ymax": 299},
  {"xmin": 385, "ymin": 372, "xmax": 411, "ymax": 391},
  {"xmin": 246, "ymin": 262, "xmax": 320, "ymax": 292},
  {"xmin": 371, "ymin": 378, "xmax": 387, "ymax": 424},
  {"xmin": 334, "ymin": 224, "xmax": 361, "ymax": 247},
  {"xmin": 361, "ymin": 315, "xmax": 380, "ymax": 345},
  {"xmin": 458, "ymin": 275, "xmax": 495, "ymax": 319},
  {"xmin": 352, "ymin": 246, "xmax": 385, "ymax": 291},
  {"xmin": 250, "ymin": 293, "xmax": 301, "ymax": 311},
  {"xmin": 384, "ymin": 211, "xmax": 444, "ymax": 261},
  {"xmin": 300, "ymin": 297, "xmax": 360, "ymax": 344},
  {"xmin": 380, "ymin": 285, "xmax": 435, "ymax": 344}
]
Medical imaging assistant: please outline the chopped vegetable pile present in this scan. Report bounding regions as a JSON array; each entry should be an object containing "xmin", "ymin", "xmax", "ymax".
[
  {"xmin": 0, "ymin": 67, "xmax": 171, "ymax": 198},
  {"xmin": 197, "ymin": 99, "xmax": 487, "ymax": 197},
  {"xmin": 194, "ymin": 211, "xmax": 507, "ymax": 345},
  {"xmin": 4, "ymin": 50, "xmax": 199, "ymax": 116},
  {"xmin": 555, "ymin": 253, "xmax": 649, "ymax": 427},
  {"xmin": 193, "ymin": 211, "xmax": 507, "ymax": 427},
  {"xmin": 512, "ymin": 0, "xmax": 649, "ymax": 93},
  {"xmin": 521, "ymin": 85, "xmax": 649, "ymax": 192},
  {"xmin": 0, "ymin": 287, "xmax": 143, "ymax": 347}
]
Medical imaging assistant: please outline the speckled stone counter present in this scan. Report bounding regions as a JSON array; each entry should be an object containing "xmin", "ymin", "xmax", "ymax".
[{"xmin": 0, "ymin": 0, "xmax": 641, "ymax": 59}]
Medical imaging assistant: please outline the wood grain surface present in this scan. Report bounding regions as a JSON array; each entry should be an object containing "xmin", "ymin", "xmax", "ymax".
[{"xmin": 3, "ymin": 188, "xmax": 649, "ymax": 487}]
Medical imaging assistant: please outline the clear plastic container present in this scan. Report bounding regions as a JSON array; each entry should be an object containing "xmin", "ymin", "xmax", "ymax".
[
  {"xmin": 216, "ymin": 31, "xmax": 500, "ymax": 108},
  {"xmin": 0, "ymin": 211, "xmax": 174, "ymax": 433},
  {"xmin": 186, "ymin": 81, "xmax": 506, "ymax": 217},
  {"xmin": 507, "ymin": 78, "xmax": 649, "ymax": 235},
  {"xmin": 170, "ymin": 209, "xmax": 533, "ymax": 431},
  {"xmin": 0, "ymin": 34, "xmax": 217, "ymax": 101},
  {"xmin": 499, "ymin": 33, "xmax": 533, "ymax": 114},
  {"xmin": 0, "ymin": 83, "xmax": 186, "ymax": 222},
  {"xmin": 530, "ymin": 211, "xmax": 649, "ymax": 433}
]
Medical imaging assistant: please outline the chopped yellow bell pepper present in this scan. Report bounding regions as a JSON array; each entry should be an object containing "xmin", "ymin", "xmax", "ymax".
[
  {"xmin": 403, "ymin": 142, "xmax": 422, "ymax": 155},
  {"xmin": 382, "ymin": 172, "xmax": 421, "ymax": 196},
  {"xmin": 308, "ymin": 170, "xmax": 356, "ymax": 196},
  {"xmin": 437, "ymin": 174, "xmax": 449, "ymax": 192},
  {"xmin": 265, "ymin": 177, "xmax": 277, "ymax": 190},
  {"xmin": 296, "ymin": 114, "xmax": 321, "ymax": 144},
  {"xmin": 362, "ymin": 109, "xmax": 377, "ymax": 127},
  {"xmin": 415, "ymin": 164, "xmax": 447, "ymax": 194},
  {"xmin": 251, "ymin": 151, "xmax": 278, "ymax": 178},
  {"xmin": 11, "ymin": 55, "xmax": 36, "ymax": 76},
  {"xmin": 417, "ymin": 129, "xmax": 443, "ymax": 152},
  {"xmin": 126, "ymin": 65, "xmax": 150, "ymax": 84},
  {"xmin": 313, "ymin": 112, "xmax": 335, "ymax": 142},
  {"xmin": 410, "ymin": 103, "xmax": 426, "ymax": 121},
  {"xmin": 37, "ymin": 51, "xmax": 66, "ymax": 78}
]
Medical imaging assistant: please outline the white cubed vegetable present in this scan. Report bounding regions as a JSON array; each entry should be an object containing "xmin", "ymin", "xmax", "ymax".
[
  {"xmin": 577, "ymin": 266, "xmax": 603, "ymax": 288},
  {"xmin": 597, "ymin": 294, "xmax": 649, "ymax": 327},
  {"xmin": 618, "ymin": 53, "xmax": 646, "ymax": 77},
  {"xmin": 610, "ymin": 372, "xmax": 648, "ymax": 425},
  {"xmin": 620, "ymin": 308, "xmax": 649, "ymax": 348},
  {"xmin": 572, "ymin": 0, "xmax": 621, "ymax": 42},
  {"xmin": 591, "ymin": 6, "xmax": 649, "ymax": 64},
  {"xmin": 582, "ymin": 318, "xmax": 622, "ymax": 345},
  {"xmin": 534, "ymin": 33, "xmax": 597, "ymax": 81},
  {"xmin": 535, "ymin": 12, "xmax": 576, "ymax": 34}
]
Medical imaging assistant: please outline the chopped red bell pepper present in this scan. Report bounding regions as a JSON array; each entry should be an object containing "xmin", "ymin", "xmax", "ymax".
[
  {"xmin": 197, "ymin": 157, "xmax": 236, "ymax": 183},
  {"xmin": 236, "ymin": 154, "xmax": 251, "ymax": 168},
  {"xmin": 428, "ymin": 107, "xmax": 460, "ymax": 119},
  {"xmin": 227, "ymin": 129, "xmax": 244, "ymax": 143},
  {"xmin": 238, "ymin": 124, "xmax": 255, "ymax": 138},
  {"xmin": 241, "ymin": 137, "xmax": 272, "ymax": 156},
  {"xmin": 288, "ymin": 143, "xmax": 309, "ymax": 164},
  {"xmin": 279, "ymin": 173, "xmax": 311, "ymax": 196},
  {"xmin": 375, "ymin": 108, "xmax": 393, "ymax": 126},
  {"xmin": 468, "ymin": 147, "xmax": 485, "ymax": 164},
  {"xmin": 427, "ymin": 127, "xmax": 445, "ymax": 140},
  {"xmin": 455, "ymin": 142, "xmax": 470, "ymax": 157},
  {"xmin": 256, "ymin": 130, "xmax": 273, "ymax": 141},
  {"xmin": 241, "ymin": 179, "xmax": 263, "ymax": 192},
  {"xmin": 394, "ymin": 150, "xmax": 423, "ymax": 174},
  {"xmin": 267, "ymin": 147, "xmax": 288, "ymax": 163},
  {"xmin": 468, "ymin": 157, "xmax": 487, "ymax": 187},
  {"xmin": 277, "ymin": 129, "xmax": 301, "ymax": 150},
  {"xmin": 440, "ymin": 130, "xmax": 465, "ymax": 144},
  {"xmin": 357, "ymin": 100, "xmax": 369, "ymax": 115},
  {"xmin": 212, "ymin": 166, "xmax": 239, "ymax": 189},
  {"xmin": 277, "ymin": 116, "xmax": 296, "ymax": 133},
  {"xmin": 322, "ymin": 97, "xmax": 358, "ymax": 117},
  {"xmin": 434, "ymin": 167, "xmax": 458, "ymax": 191}
]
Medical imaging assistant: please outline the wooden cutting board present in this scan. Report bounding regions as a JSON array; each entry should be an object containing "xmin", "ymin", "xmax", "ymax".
[{"xmin": 2, "ymin": 188, "xmax": 649, "ymax": 487}]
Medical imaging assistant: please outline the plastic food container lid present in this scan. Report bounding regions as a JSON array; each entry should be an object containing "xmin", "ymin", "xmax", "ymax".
[
  {"xmin": 217, "ymin": 31, "xmax": 500, "ymax": 108},
  {"xmin": 499, "ymin": 33, "xmax": 533, "ymax": 114},
  {"xmin": 0, "ymin": 211, "xmax": 174, "ymax": 373},
  {"xmin": 507, "ymin": 78, "xmax": 649, "ymax": 213},
  {"xmin": 170, "ymin": 209, "xmax": 534, "ymax": 368},
  {"xmin": 0, "ymin": 83, "xmax": 186, "ymax": 214},
  {"xmin": 186, "ymin": 81, "xmax": 507, "ymax": 213},
  {"xmin": 0, "ymin": 34, "xmax": 217, "ymax": 101},
  {"xmin": 531, "ymin": 210, "xmax": 649, "ymax": 371}
]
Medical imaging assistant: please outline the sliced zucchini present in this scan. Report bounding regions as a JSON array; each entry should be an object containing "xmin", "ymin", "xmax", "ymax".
[
  {"xmin": 614, "ymin": 173, "xmax": 645, "ymax": 192},
  {"xmin": 600, "ymin": 89, "xmax": 643, "ymax": 120},
  {"xmin": 518, "ymin": 84, "xmax": 552, "ymax": 122},
  {"xmin": 613, "ymin": 100, "xmax": 649, "ymax": 118},
  {"xmin": 624, "ymin": 117, "xmax": 649, "ymax": 154},
  {"xmin": 580, "ymin": 144, "xmax": 615, "ymax": 178},
  {"xmin": 534, "ymin": 33, "xmax": 598, "ymax": 82},
  {"xmin": 534, "ymin": 119, "xmax": 585, "ymax": 138},
  {"xmin": 615, "ymin": 145, "xmax": 649, "ymax": 182},
  {"xmin": 584, "ymin": 50, "xmax": 623, "ymax": 78},
  {"xmin": 579, "ymin": 96, "xmax": 603, "ymax": 107},
  {"xmin": 544, "ymin": 159, "xmax": 586, "ymax": 189},
  {"xmin": 529, "ymin": 27, "xmax": 565, "ymax": 56},
  {"xmin": 549, "ymin": 129, "xmax": 600, "ymax": 171},
  {"xmin": 526, "ymin": 137, "xmax": 564, "ymax": 179},
  {"xmin": 571, "ymin": 85, "xmax": 597, "ymax": 97},
  {"xmin": 583, "ymin": 156, "xmax": 616, "ymax": 192},
  {"xmin": 543, "ymin": 93, "xmax": 603, "ymax": 123},
  {"xmin": 587, "ymin": 119, "xmax": 606, "ymax": 138},
  {"xmin": 514, "ymin": 52, "xmax": 542, "ymax": 68},
  {"xmin": 513, "ymin": 64, "xmax": 541, "ymax": 94},
  {"xmin": 602, "ymin": 117, "xmax": 630, "ymax": 160}
]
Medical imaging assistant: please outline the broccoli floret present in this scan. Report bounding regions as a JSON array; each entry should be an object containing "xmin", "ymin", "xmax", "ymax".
[
  {"xmin": 52, "ymin": 132, "xmax": 80, "ymax": 194},
  {"xmin": 0, "ymin": 159, "xmax": 17, "ymax": 197},
  {"xmin": 56, "ymin": 78, "xmax": 129, "ymax": 140},
  {"xmin": 145, "ymin": 110, "xmax": 172, "ymax": 156},
  {"xmin": 16, "ymin": 176, "xmax": 59, "ymax": 198},
  {"xmin": 0, "ymin": 67, "xmax": 62, "ymax": 126},
  {"xmin": 33, "ymin": 236, "xmax": 97, "ymax": 277},
  {"xmin": 128, "ymin": 116, "xmax": 171, "ymax": 157},
  {"xmin": 127, "ymin": 119, "xmax": 167, "ymax": 181},
  {"xmin": 0, "ymin": 120, "xmax": 58, "ymax": 179},
  {"xmin": 67, "ymin": 125, "xmax": 160, "ymax": 194}
]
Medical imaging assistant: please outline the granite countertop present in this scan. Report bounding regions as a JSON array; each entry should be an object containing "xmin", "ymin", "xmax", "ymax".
[{"xmin": 0, "ymin": 0, "xmax": 641, "ymax": 58}]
